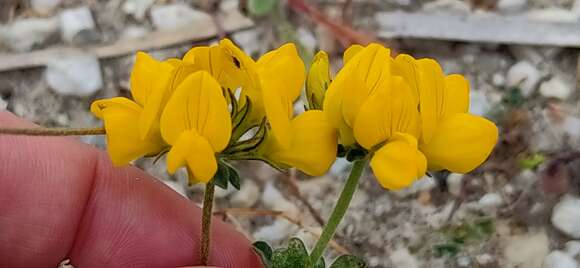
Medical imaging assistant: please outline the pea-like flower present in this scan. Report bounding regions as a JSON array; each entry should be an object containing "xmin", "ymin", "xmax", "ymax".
[
  {"xmin": 159, "ymin": 71, "xmax": 231, "ymax": 184},
  {"xmin": 91, "ymin": 52, "xmax": 196, "ymax": 165},
  {"xmin": 393, "ymin": 55, "xmax": 498, "ymax": 173}
]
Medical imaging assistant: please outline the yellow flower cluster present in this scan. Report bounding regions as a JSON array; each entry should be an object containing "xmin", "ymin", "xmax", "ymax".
[
  {"xmin": 91, "ymin": 39, "xmax": 498, "ymax": 190},
  {"xmin": 322, "ymin": 44, "xmax": 498, "ymax": 189}
]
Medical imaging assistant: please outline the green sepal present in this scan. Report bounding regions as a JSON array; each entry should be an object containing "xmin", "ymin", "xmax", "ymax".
[
  {"xmin": 225, "ymin": 162, "xmax": 241, "ymax": 190},
  {"xmin": 225, "ymin": 117, "xmax": 267, "ymax": 154},
  {"xmin": 330, "ymin": 255, "xmax": 367, "ymax": 268},
  {"xmin": 345, "ymin": 148, "xmax": 367, "ymax": 162},
  {"xmin": 213, "ymin": 161, "xmax": 230, "ymax": 190},
  {"xmin": 232, "ymin": 96, "xmax": 252, "ymax": 131},
  {"xmin": 253, "ymin": 241, "xmax": 273, "ymax": 268}
]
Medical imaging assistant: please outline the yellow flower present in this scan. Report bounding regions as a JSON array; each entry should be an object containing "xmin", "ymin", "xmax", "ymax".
[
  {"xmin": 258, "ymin": 110, "xmax": 337, "ymax": 176},
  {"xmin": 393, "ymin": 55, "xmax": 498, "ymax": 173},
  {"xmin": 323, "ymin": 44, "xmax": 427, "ymax": 190},
  {"xmin": 91, "ymin": 52, "xmax": 195, "ymax": 165},
  {"xmin": 306, "ymin": 51, "xmax": 331, "ymax": 110},
  {"xmin": 159, "ymin": 71, "xmax": 231, "ymax": 184}
]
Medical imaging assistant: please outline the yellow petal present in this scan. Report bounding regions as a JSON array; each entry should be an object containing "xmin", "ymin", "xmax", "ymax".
[
  {"xmin": 93, "ymin": 98, "xmax": 166, "ymax": 165},
  {"xmin": 443, "ymin": 74, "xmax": 470, "ymax": 116},
  {"xmin": 416, "ymin": 58, "xmax": 445, "ymax": 144},
  {"xmin": 343, "ymin": 44, "xmax": 364, "ymax": 64},
  {"xmin": 257, "ymin": 43, "xmax": 305, "ymax": 102},
  {"xmin": 258, "ymin": 43, "xmax": 305, "ymax": 148},
  {"xmin": 392, "ymin": 54, "xmax": 420, "ymax": 102},
  {"xmin": 370, "ymin": 133, "xmax": 427, "ymax": 190},
  {"xmin": 306, "ymin": 50, "xmax": 330, "ymax": 110},
  {"xmin": 160, "ymin": 71, "xmax": 231, "ymax": 152},
  {"xmin": 166, "ymin": 130, "xmax": 217, "ymax": 183},
  {"xmin": 341, "ymin": 44, "xmax": 391, "ymax": 127},
  {"xmin": 353, "ymin": 76, "xmax": 419, "ymax": 149},
  {"xmin": 130, "ymin": 52, "xmax": 162, "ymax": 106},
  {"xmin": 420, "ymin": 113, "xmax": 498, "ymax": 173},
  {"xmin": 139, "ymin": 60, "xmax": 197, "ymax": 140},
  {"xmin": 261, "ymin": 110, "xmax": 337, "ymax": 176}
]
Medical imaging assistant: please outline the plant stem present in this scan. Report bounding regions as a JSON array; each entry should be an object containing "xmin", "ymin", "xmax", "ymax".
[
  {"xmin": 307, "ymin": 158, "xmax": 368, "ymax": 267},
  {"xmin": 0, "ymin": 127, "xmax": 105, "ymax": 136},
  {"xmin": 200, "ymin": 179, "xmax": 215, "ymax": 265}
]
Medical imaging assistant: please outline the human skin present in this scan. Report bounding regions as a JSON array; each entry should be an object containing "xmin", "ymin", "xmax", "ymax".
[{"xmin": 0, "ymin": 111, "xmax": 263, "ymax": 268}]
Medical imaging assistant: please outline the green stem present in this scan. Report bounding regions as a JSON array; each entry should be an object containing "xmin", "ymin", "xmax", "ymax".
[
  {"xmin": 200, "ymin": 180, "xmax": 215, "ymax": 265},
  {"xmin": 308, "ymin": 158, "xmax": 368, "ymax": 267},
  {"xmin": 0, "ymin": 127, "xmax": 105, "ymax": 136}
]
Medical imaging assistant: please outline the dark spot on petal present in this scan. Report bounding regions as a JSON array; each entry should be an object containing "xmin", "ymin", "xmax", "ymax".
[{"xmin": 232, "ymin": 56, "xmax": 241, "ymax": 68}]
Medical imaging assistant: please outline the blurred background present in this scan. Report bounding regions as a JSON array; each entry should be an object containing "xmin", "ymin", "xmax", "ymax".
[{"xmin": 1, "ymin": 0, "xmax": 580, "ymax": 267}]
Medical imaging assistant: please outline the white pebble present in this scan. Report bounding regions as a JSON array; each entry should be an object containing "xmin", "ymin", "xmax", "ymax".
[
  {"xmin": 469, "ymin": 90, "xmax": 491, "ymax": 117},
  {"xmin": 539, "ymin": 76, "xmax": 572, "ymax": 100},
  {"xmin": 45, "ymin": 52, "xmax": 103, "ymax": 97},
  {"xmin": 552, "ymin": 196, "xmax": 580, "ymax": 239},
  {"xmin": 478, "ymin": 193, "xmax": 503, "ymax": 208},
  {"xmin": 497, "ymin": 0, "xmax": 527, "ymax": 13},
  {"xmin": 476, "ymin": 254, "xmax": 494, "ymax": 265},
  {"xmin": 447, "ymin": 173, "xmax": 464, "ymax": 197},
  {"xmin": 565, "ymin": 241, "xmax": 580, "ymax": 257},
  {"xmin": 230, "ymin": 179, "xmax": 260, "ymax": 207},
  {"xmin": 0, "ymin": 17, "xmax": 59, "ymax": 52},
  {"xmin": 0, "ymin": 98, "xmax": 7, "ymax": 111},
  {"xmin": 390, "ymin": 248, "xmax": 420, "ymax": 268},
  {"xmin": 122, "ymin": 0, "xmax": 155, "ymax": 21},
  {"xmin": 150, "ymin": 4, "xmax": 212, "ymax": 31},
  {"xmin": 544, "ymin": 250, "xmax": 579, "ymax": 268},
  {"xmin": 59, "ymin": 6, "xmax": 96, "ymax": 43},
  {"xmin": 506, "ymin": 61, "xmax": 541, "ymax": 97},
  {"xmin": 492, "ymin": 73, "xmax": 506, "ymax": 87},
  {"xmin": 457, "ymin": 256, "xmax": 471, "ymax": 267}
]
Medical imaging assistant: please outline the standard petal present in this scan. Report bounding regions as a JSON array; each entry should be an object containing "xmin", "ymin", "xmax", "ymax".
[
  {"xmin": 261, "ymin": 111, "xmax": 338, "ymax": 176},
  {"xmin": 370, "ymin": 133, "xmax": 427, "ymax": 190},
  {"xmin": 166, "ymin": 130, "xmax": 218, "ymax": 183},
  {"xmin": 443, "ymin": 74, "xmax": 470, "ymax": 116},
  {"xmin": 160, "ymin": 71, "xmax": 231, "ymax": 152},
  {"xmin": 393, "ymin": 54, "xmax": 420, "ymax": 102},
  {"xmin": 130, "ymin": 52, "xmax": 162, "ymax": 106},
  {"xmin": 257, "ymin": 43, "xmax": 305, "ymax": 102},
  {"xmin": 341, "ymin": 44, "xmax": 391, "ymax": 127},
  {"xmin": 343, "ymin": 44, "xmax": 364, "ymax": 64},
  {"xmin": 139, "ymin": 60, "xmax": 197, "ymax": 140},
  {"xmin": 416, "ymin": 58, "xmax": 445, "ymax": 144},
  {"xmin": 306, "ymin": 50, "xmax": 330, "ymax": 110},
  {"xmin": 97, "ymin": 100, "xmax": 166, "ymax": 165},
  {"xmin": 420, "ymin": 113, "xmax": 498, "ymax": 173}
]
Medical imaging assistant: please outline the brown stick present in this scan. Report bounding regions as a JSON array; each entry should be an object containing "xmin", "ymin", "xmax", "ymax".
[{"xmin": 0, "ymin": 127, "xmax": 105, "ymax": 136}]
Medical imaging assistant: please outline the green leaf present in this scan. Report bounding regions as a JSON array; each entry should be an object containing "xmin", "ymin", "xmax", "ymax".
[
  {"xmin": 247, "ymin": 0, "xmax": 278, "ymax": 16},
  {"xmin": 433, "ymin": 243, "xmax": 460, "ymax": 257},
  {"xmin": 271, "ymin": 237, "xmax": 308, "ymax": 268},
  {"xmin": 213, "ymin": 162, "xmax": 230, "ymax": 190},
  {"xmin": 225, "ymin": 163, "xmax": 241, "ymax": 190},
  {"xmin": 253, "ymin": 241, "xmax": 273, "ymax": 268},
  {"xmin": 519, "ymin": 153, "xmax": 546, "ymax": 170},
  {"xmin": 330, "ymin": 255, "xmax": 367, "ymax": 268}
]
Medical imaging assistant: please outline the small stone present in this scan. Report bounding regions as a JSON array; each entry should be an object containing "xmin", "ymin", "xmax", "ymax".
[
  {"xmin": 0, "ymin": 17, "xmax": 59, "ymax": 52},
  {"xmin": 565, "ymin": 241, "xmax": 580, "ymax": 257},
  {"xmin": 539, "ymin": 76, "xmax": 572, "ymax": 100},
  {"xmin": 121, "ymin": 25, "xmax": 150, "ymax": 39},
  {"xmin": 422, "ymin": 0, "xmax": 470, "ymax": 14},
  {"xmin": 478, "ymin": 193, "xmax": 503, "ymax": 209},
  {"xmin": 552, "ymin": 195, "xmax": 580, "ymax": 239},
  {"xmin": 297, "ymin": 27, "xmax": 317, "ymax": 52},
  {"xmin": 150, "ymin": 4, "xmax": 212, "ymax": 31},
  {"xmin": 330, "ymin": 157, "xmax": 350, "ymax": 176},
  {"xmin": 214, "ymin": 185, "xmax": 235, "ymax": 199},
  {"xmin": 390, "ymin": 248, "xmax": 420, "ymax": 268},
  {"xmin": 469, "ymin": 90, "xmax": 491, "ymax": 117},
  {"xmin": 59, "ymin": 7, "xmax": 97, "ymax": 43},
  {"xmin": 392, "ymin": 176, "xmax": 436, "ymax": 198},
  {"xmin": 122, "ymin": 0, "xmax": 155, "ymax": 21},
  {"xmin": 497, "ymin": 0, "xmax": 527, "ymax": 13},
  {"xmin": 230, "ymin": 179, "xmax": 260, "ymax": 207},
  {"xmin": 31, "ymin": 0, "xmax": 62, "ymax": 15},
  {"xmin": 476, "ymin": 253, "xmax": 494, "ymax": 265},
  {"xmin": 457, "ymin": 256, "xmax": 471, "ymax": 267},
  {"xmin": 447, "ymin": 173, "xmax": 464, "ymax": 197},
  {"xmin": 368, "ymin": 256, "xmax": 381, "ymax": 267},
  {"xmin": 45, "ymin": 52, "xmax": 103, "ymax": 97},
  {"xmin": 504, "ymin": 231, "xmax": 549, "ymax": 268},
  {"xmin": 492, "ymin": 73, "xmax": 506, "ymax": 87},
  {"xmin": 506, "ymin": 61, "xmax": 541, "ymax": 97},
  {"xmin": 544, "ymin": 251, "xmax": 579, "ymax": 268}
]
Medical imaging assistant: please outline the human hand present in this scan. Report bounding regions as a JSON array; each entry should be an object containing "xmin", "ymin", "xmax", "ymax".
[{"xmin": 0, "ymin": 111, "xmax": 262, "ymax": 268}]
